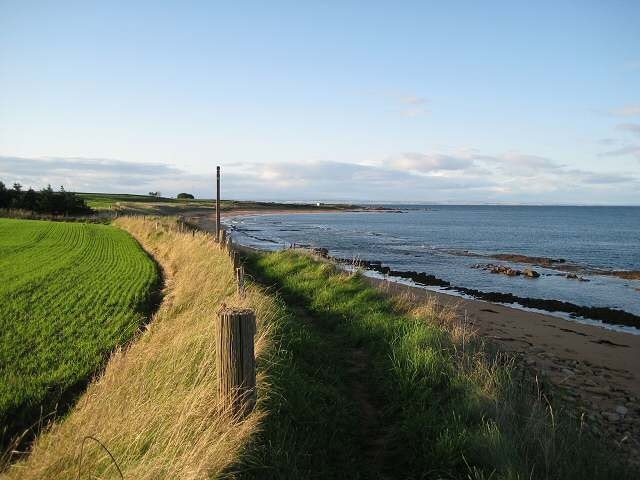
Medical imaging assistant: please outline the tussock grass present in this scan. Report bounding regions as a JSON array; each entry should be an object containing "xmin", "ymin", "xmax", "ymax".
[
  {"xmin": 1, "ymin": 217, "xmax": 275, "ymax": 479},
  {"xmin": 240, "ymin": 250, "xmax": 635, "ymax": 479}
]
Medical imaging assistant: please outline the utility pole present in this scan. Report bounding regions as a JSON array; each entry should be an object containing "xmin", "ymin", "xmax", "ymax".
[{"xmin": 216, "ymin": 165, "xmax": 221, "ymax": 242}]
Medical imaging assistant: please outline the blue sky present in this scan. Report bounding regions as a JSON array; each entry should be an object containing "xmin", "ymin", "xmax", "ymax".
[{"xmin": 1, "ymin": 1, "xmax": 639, "ymax": 203}]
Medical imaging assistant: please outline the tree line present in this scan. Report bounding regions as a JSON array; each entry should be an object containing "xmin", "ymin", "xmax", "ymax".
[{"xmin": 0, "ymin": 181, "xmax": 93, "ymax": 215}]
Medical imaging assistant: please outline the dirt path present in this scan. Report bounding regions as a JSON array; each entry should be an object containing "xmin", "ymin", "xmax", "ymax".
[
  {"xmin": 345, "ymin": 347, "xmax": 387, "ymax": 471},
  {"xmin": 287, "ymin": 303, "xmax": 390, "ymax": 476}
]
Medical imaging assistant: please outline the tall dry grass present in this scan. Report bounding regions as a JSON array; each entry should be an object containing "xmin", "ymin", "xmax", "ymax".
[
  {"xmin": 382, "ymin": 285, "xmax": 633, "ymax": 479},
  {"xmin": 2, "ymin": 217, "xmax": 276, "ymax": 479}
]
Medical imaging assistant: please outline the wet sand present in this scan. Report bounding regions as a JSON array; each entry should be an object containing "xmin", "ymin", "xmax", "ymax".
[{"xmin": 187, "ymin": 207, "xmax": 363, "ymax": 229}]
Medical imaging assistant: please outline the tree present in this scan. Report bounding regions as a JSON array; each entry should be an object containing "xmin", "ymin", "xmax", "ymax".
[
  {"xmin": 0, "ymin": 181, "xmax": 7, "ymax": 208},
  {"xmin": 177, "ymin": 193, "xmax": 194, "ymax": 199},
  {"xmin": 37, "ymin": 185, "xmax": 55, "ymax": 213},
  {"xmin": 0, "ymin": 179, "xmax": 92, "ymax": 215},
  {"xmin": 22, "ymin": 188, "xmax": 37, "ymax": 211},
  {"xmin": 10, "ymin": 183, "xmax": 24, "ymax": 208}
]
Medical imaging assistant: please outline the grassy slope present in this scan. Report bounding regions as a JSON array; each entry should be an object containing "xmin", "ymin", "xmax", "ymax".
[
  {"xmin": 78, "ymin": 192, "xmax": 356, "ymax": 213},
  {"xmin": 79, "ymin": 193, "xmax": 181, "ymax": 209},
  {"xmin": 0, "ymin": 218, "xmax": 159, "ymax": 449},
  {"xmin": 237, "ymin": 250, "xmax": 635, "ymax": 480},
  {"xmin": 1, "ymin": 218, "xmax": 274, "ymax": 479}
]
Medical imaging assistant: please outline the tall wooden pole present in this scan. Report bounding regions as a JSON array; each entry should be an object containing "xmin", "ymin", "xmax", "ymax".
[
  {"xmin": 216, "ymin": 165, "xmax": 221, "ymax": 242},
  {"xmin": 216, "ymin": 308, "xmax": 256, "ymax": 417}
]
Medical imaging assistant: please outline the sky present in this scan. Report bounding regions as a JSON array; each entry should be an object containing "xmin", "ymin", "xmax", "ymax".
[{"xmin": 1, "ymin": 1, "xmax": 639, "ymax": 204}]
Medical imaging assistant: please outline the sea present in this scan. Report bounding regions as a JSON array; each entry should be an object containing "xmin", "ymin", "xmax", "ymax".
[{"xmin": 224, "ymin": 205, "xmax": 640, "ymax": 333}]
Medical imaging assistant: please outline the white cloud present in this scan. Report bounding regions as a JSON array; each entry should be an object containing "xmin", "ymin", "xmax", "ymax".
[
  {"xmin": 0, "ymin": 156, "xmax": 209, "ymax": 195},
  {"xmin": 610, "ymin": 104, "xmax": 640, "ymax": 117},
  {"xmin": 389, "ymin": 152, "xmax": 473, "ymax": 172},
  {"xmin": 598, "ymin": 145, "xmax": 640, "ymax": 160},
  {"xmin": 400, "ymin": 96, "xmax": 427, "ymax": 106},
  {"xmin": 617, "ymin": 123, "xmax": 640, "ymax": 136},
  {"xmin": 397, "ymin": 95, "xmax": 428, "ymax": 116}
]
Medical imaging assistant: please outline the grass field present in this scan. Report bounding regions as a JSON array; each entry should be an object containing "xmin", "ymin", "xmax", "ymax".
[
  {"xmin": 78, "ymin": 192, "xmax": 357, "ymax": 214},
  {"xmin": 78, "ymin": 193, "xmax": 182, "ymax": 209},
  {"xmin": 0, "ymin": 218, "xmax": 160, "ymax": 450}
]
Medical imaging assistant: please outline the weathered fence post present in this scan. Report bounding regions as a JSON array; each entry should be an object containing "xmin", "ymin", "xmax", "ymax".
[
  {"xmin": 215, "ymin": 166, "xmax": 221, "ymax": 242},
  {"xmin": 216, "ymin": 308, "xmax": 256, "ymax": 417},
  {"xmin": 220, "ymin": 229, "xmax": 227, "ymax": 248},
  {"xmin": 236, "ymin": 266, "xmax": 245, "ymax": 297}
]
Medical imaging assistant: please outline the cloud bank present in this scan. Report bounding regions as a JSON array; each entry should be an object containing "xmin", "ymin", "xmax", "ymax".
[
  {"xmin": 0, "ymin": 156, "xmax": 202, "ymax": 194},
  {"xmin": 1, "ymin": 152, "xmax": 638, "ymax": 204}
]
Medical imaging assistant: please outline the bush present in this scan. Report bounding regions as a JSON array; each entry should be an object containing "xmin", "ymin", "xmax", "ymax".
[{"xmin": 177, "ymin": 193, "xmax": 195, "ymax": 199}]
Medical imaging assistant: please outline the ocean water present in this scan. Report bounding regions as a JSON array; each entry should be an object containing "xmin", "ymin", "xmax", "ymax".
[{"xmin": 225, "ymin": 205, "xmax": 640, "ymax": 328}]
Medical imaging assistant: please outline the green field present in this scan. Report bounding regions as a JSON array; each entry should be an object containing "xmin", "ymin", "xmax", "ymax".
[
  {"xmin": 78, "ymin": 193, "xmax": 182, "ymax": 209},
  {"xmin": 0, "ymin": 218, "xmax": 160, "ymax": 447},
  {"xmin": 78, "ymin": 192, "xmax": 357, "ymax": 213}
]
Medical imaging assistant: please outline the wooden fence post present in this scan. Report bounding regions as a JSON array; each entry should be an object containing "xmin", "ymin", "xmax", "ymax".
[
  {"xmin": 216, "ymin": 308, "xmax": 256, "ymax": 417},
  {"xmin": 236, "ymin": 266, "xmax": 245, "ymax": 297},
  {"xmin": 220, "ymin": 229, "xmax": 227, "ymax": 247},
  {"xmin": 215, "ymin": 166, "xmax": 221, "ymax": 242}
]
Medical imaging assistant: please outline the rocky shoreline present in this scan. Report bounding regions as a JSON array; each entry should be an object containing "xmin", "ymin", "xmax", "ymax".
[
  {"xmin": 489, "ymin": 253, "xmax": 567, "ymax": 267},
  {"xmin": 471, "ymin": 263, "xmax": 541, "ymax": 278},
  {"xmin": 468, "ymin": 252, "xmax": 640, "ymax": 280},
  {"xmin": 307, "ymin": 248, "xmax": 640, "ymax": 330}
]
